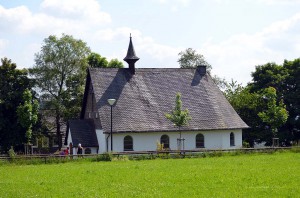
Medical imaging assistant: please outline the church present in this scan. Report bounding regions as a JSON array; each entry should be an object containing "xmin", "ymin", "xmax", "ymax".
[{"xmin": 65, "ymin": 36, "xmax": 248, "ymax": 154}]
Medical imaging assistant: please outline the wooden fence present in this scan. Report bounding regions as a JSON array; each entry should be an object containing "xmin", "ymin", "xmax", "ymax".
[{"xmin": 0, "ymin": 147, "xmax": 295, "ymax": 164}]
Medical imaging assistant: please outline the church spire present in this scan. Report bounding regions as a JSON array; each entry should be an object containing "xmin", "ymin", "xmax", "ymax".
[{"xmin": 124, "ymin": 34, "xmax": 139, "ymax": 74}]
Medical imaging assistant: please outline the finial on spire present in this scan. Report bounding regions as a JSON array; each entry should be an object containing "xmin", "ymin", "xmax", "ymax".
[{"xmin": 124, "ymin": 34, "xmax": 139, "ymax": 74}]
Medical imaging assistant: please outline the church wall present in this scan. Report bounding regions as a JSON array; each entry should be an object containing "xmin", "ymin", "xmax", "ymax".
[{"xmin": 103, "ymin": 129, "xmax": 243, "ymax": 153}]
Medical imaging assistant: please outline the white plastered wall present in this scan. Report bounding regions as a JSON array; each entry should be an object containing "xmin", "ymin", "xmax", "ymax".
[{"xmin": 100, "ymin": 129, "xmax": 243, "ymax": 153}]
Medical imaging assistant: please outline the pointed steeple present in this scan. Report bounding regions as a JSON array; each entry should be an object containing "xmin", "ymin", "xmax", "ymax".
[{"xmin": 124, "ymin": 34, "xmax": 139, "ymax": 74}]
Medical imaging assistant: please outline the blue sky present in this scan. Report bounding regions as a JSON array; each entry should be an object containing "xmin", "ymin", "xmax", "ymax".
[{"xmin": 0, "ymin": 0, "xmax": 300, "ymax": 84}]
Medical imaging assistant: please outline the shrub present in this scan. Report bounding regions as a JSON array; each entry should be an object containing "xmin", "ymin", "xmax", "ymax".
[
  {"xmin": 93, "ymin": 153, "xmax": 113, "ymax": 162},
  {"xmin": 290, "ymin": 146, "xmax": 300, "ymax": 153},
  {"xmin": 242, "ymin": 141, "xmax": 250, "ymax": 148}
]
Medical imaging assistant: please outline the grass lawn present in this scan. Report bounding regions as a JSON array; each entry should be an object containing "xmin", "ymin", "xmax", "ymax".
[{"xmin": 0, "ymin": 151, "xmax": 299, "ymax": 197}]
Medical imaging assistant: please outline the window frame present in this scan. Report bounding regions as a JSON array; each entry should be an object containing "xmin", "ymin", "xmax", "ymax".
[
  {"xmin": 160, "ymin": 134, "xmax": 170, "ymax": 149},
  {"xmin": 124, "ymin": 135, "xmax": 133, "ymax": 151},
  {"xmin": 230, "ymin": 132, "xmax": 235, "ymax": 146},
  {"xmin": 196, "ymin": 133, "xmax": 205, "ymax": 148}
]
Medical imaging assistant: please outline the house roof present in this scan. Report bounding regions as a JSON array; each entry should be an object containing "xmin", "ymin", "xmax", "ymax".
[
  {"xmin": 66, "ymin": 119, "xmax": 98, "ymax": 147},
  {"xmin": 85, "ymin": 67, "xmax": 248, "ymax": 133}
]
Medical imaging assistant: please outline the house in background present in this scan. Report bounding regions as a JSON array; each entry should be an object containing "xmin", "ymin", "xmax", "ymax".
[{"xmin": 65, "ymin": 36, "xmax": 248, "ymax": 154}]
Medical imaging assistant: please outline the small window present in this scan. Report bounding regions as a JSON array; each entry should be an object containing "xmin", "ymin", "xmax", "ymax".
[
  {"xmin": 124, "ymin": 136, "xmax": 133, "ymax": 151},
  {"xmin": 230, "ymin": 132, "xmax": 235, "ymax": 146},
  {"xmin": 85, "ymin": 148, "xmax": 91, "ymax": 154},
  {"xmin": 196, "ymin": 133, "xmax": 205, "ymax": 148},
  {"xmin": 160, "ymin": 135, "xmax": 170, "ymax": 149}
]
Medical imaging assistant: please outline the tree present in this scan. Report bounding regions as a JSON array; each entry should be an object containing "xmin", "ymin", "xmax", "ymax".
[
  {"xmin": 178, "ymin": 48, "xmax": 211, "ymax": 71},
  {"xmin": 17, "ymin": 89, "xmax": 39, "ymax": 154},
  {"xmin": 249, "ymin": 62, "xmax": 288, "ymax": 96},
  {"xmin": 177, "ymin": 48, "xmax": 228, "ymax": 90},
  {"xmin": 87, "ymin": 52, "xmax": 108, "ymax": 68},
  {"xmin": 258, "ymin": 87, "xmax": 288, "ymax": 145},
  {"xmin": 165, "ymin": 93, "xmax": 191, "ymax": 150},
  {"xmin": 87, "ymin": 52, "xmax": 124, "ymax": 68},
  {"xmin": 224, "ymin": 83, "xmax": 265, "ymax": 146},
  {"xmin": 248, "ymin": 59, "xmax": 299, "ymax": 144},
  {"xmin": 282, "ymin": 59, "xmax": 300, "ymax": 141},
  {"xmin": 108, "ymin": 58, "xmax": 124, "ymax": 68},
  {"xmin": 30, "ymin": 34, "xmax": 91, "ymax": 149},
  {"xmin": 0, "ymin": 58, "xmax": 32, "ymax": 152},
  {"xmin": 17, "ymin": 89, "xmax": 39, "ymax": 144}
]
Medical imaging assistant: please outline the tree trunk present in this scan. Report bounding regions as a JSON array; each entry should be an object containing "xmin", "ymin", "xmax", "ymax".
[{"xmin": 56, "ymin": 111, "xmax": 62, "ymax": 150}]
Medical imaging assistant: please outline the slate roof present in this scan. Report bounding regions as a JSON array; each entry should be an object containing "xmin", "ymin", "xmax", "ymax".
[
  {"xmin": 85, "ymin": 67, "xmax": 248, "ymax": 133},
  {"xmin": 66, "ymin": 119, "xmax": 98, "ymax": 147}
]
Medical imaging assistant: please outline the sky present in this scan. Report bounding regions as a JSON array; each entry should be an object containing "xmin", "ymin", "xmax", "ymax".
[{"xmin": 0, "ymin": 0, "xmax": 300, "ymax": 85}]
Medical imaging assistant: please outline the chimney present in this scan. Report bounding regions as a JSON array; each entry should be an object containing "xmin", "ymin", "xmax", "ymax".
[
  {"xmin": 123, "ymin": 34, "xmax": 139, "ymax": 74},
  {"xmin": 197, "ymin": 65, "xmax": 207, "ymax": 76}
]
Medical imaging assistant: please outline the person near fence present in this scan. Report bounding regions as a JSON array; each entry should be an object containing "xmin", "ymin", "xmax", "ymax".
[
  {"xmin": 77, "ymin": 143, "xmax": 83, "ymax": 157},
  {"xmin": 64, "ymin": 147, "xmax": 69, "ymax": 155}
]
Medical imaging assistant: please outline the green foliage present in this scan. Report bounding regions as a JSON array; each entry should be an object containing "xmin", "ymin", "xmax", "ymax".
[
  {"xmin": 178, "ymin": 48, "xmax": 211, "ymax": 70},
  {"xmin": 248, "ymin": 59, "xmax": 300, "ymax": 143},
  {"xmin": 283, "ymin": 59, "xmax": 300, "ymax": 141},
  {"xmin": 87, "ymin": 52, "xmax": 108, "ymax": 68},
  {"xmin": 0, "ymin": 152, "xmax": 299, "ymax": 197},
  {"xmin": 290, "ymin": 146, "xmax": 300, "ymax": 153},
  {"xmin": 87, "ymin": 52, "xmax": 124, "ymax": 68},
  {"xmin": 8, "ymin": 146, "xmax": 16, "ymax": 160},
  {"xmin": 250, "ymin": 62, "xmax": 288, "ymax": 94},
  {"xmin": 156, "ymin": 141, "xmax": 164, "ymax": 151},
  {"xmin": 108, "ymin": 58, "xmax": 124, "ymax": 68},
  {"xmin": 0, "ymin": 58, "xmax": 32, "ymax": 151},
  {"xmin": 93, "ymin": 152, "xmax": 113, "ymax": 161},
  {"xmin": 165, "ymin": 92, "xmax": 191, "ymax": 128},
  {"xmin": 258, "ymin": 87, "xmax": 289, "ymax": 137},
  {"xmin": 17, "ymin": 89, "xmax": 39, "ymax": 143},
  {"xmin": 242, "ymin": 141, "xmax": 250, "ymax": 148},
  {"xmin": 30, "ymin": 34, "xmax": 91, "ymax": 148}
]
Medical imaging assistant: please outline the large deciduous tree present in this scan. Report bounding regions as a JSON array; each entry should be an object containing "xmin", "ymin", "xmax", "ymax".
[
  {"xmin": 178, "ymin": 48, "xmax": 228, "ymax": 89},
  {"xmin": 249, "ymin": 59, "xmax": 299, "ymax": 144},
  {"xmin": 0, "ymin": 58, "xmax": 32, "ymax": 152},
  {"xmin": 224, "ymin": 83, "xmax": 265, "ymax": 146},
  {"xmin": 87, "ymin": 52, "xmax": 108, "ymax": 68},
  {"xmin": 87, "ymin": 52, "xmax": 124, "ymax": 68},
  {"xmin": 107, "ymin": 58, "xmax": 124, "ymax": 68},
  {"xmin": 30, "ymin": 34, "xmax": 91, "ymax": 149},
  {"xmin": 178, "ymin": 48, "xmax": 211, "ymax": 70},
  {"xmin": 282, "ymin": 59, "xmax": 300, "ymax": 141},
  {"xmin": 249, "ymin": 62, "xmax": 288, "ymax": 96}
]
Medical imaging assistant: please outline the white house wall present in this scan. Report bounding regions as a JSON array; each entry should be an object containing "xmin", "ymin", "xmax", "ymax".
[
  {"xmin": 105, "ymin": 129, "xmax": 242, "ymax": 153},
  {"xmin": 96, "ymin": 129, "xmax": 106, "ymax": 154}
]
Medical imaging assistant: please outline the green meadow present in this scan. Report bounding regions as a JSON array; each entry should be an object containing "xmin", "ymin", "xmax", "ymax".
[{"xmin": 0, "ymin": 151, "xmax": 299, "ymax": 197}]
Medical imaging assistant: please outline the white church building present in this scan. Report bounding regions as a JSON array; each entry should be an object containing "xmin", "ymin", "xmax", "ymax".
[{"xmin": 65, "ymin": 36, "xmax": 248, "ymax": 154}]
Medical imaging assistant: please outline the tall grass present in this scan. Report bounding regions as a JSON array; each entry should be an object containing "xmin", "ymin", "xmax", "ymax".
[{"xmin": 0, "ymin": 151, "xmax": 299, "ymax": 197}]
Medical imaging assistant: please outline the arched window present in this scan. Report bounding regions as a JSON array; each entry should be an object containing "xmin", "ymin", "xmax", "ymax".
[
  {"xmin": 230, "ymin": 132, "xmax": 235, "ymax": 146},
  {"xmin": 160, "ymin": 135, "xmax": 170, "ymax": 149},
  {"xmin": 124, "ymin": 136, "xmax": 133, "ymax": 151},
  {"xmin": 196, "ymin": 133, "xmax": 205, "ymax": 148}
]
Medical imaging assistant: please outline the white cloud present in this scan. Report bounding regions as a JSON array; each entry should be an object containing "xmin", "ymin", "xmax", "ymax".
[
  {"xmin": 0, "ymin": 0, "xmax": 111, "ymax": 35},
  {"xmin": 202, "ymin": 12, "xmax": 300, "ymax": 85},
  {"xmin": 156, "ymin": 0, "xmax": 191, "ymax": 11},
  {"xmin": 257, "ymin": 0, "xmax": 300, "ymax": 5},
  {"xmin": 40, "ymin": 0, "xmax": 111, "ymax": 25},
  {"xmin": 92, "ymin": 27, "xmax": 181, "ymax": 67},
  {"xmin": 0, "ymin": 39, "xmax": 8, "ymax": 57}
]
